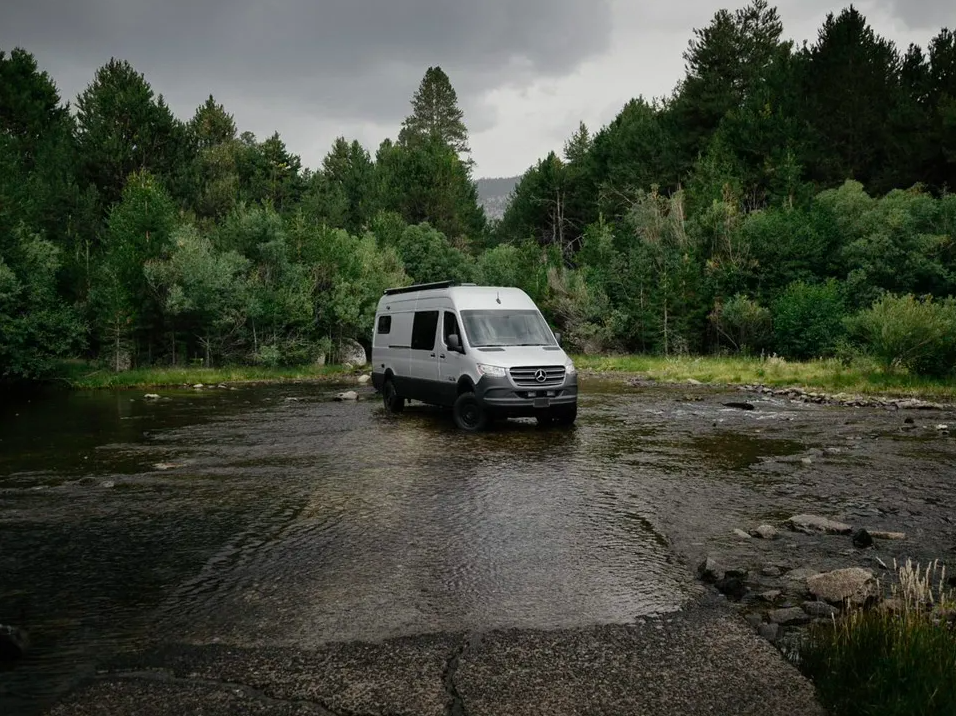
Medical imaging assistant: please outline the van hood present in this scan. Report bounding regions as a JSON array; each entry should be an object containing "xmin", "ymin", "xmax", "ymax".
[{"xmin": 470, "ymin": 344, "xmax": 571, "ymax": 367}]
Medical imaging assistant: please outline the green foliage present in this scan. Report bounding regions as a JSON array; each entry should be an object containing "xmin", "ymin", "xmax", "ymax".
[
  {"xmin": 392, "ymin": 223, "xmax": 474, "ymax": 284},
  {"xmin": 845, "ymin": 293, "xmax": 956, "ymax": 377},
  {"xmin": 5, "ymin": 3, "xmax": 956, "ymax": 386},
  {"xmin": 0, "ymin": 228, "xmax": 86, "ymax": 381},
  {"xmin": 772, "ymin": 280, "xmax": 847, "ymax": 359},
  {"xmin": 709, "ymin": 294, "xmax": 771, "ymax": 354},
  {"xmin": 75, "ymin": 58, "xmax": 194, "ymax": 208},
  {"xmin": 399, "ymin": 66, "xmax": 470, "ymax": 156},
  {"xmin": 144, "ymin": 225, "xmax": 251, "ymax": 366}
]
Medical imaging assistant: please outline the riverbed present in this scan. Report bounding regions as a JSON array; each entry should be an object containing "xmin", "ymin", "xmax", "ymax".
[{"xmin": 1, "ymin": 377, "xmax": 954, "ymax": 714}]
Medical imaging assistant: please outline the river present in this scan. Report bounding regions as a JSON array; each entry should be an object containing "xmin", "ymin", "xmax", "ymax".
[{"xmin": 0, "ymin": 380, "xmax": 689, "ymax": 715}]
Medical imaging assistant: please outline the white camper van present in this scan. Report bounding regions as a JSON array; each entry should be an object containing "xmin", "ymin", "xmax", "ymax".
[{"xmin": 370, "ymin": 281, "xmax": 578, "ymax": 431}]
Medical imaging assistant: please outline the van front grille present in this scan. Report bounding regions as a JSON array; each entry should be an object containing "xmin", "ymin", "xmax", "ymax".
[{"xmin": 509, "ymin": 365, "xmax": 566, "ymax": 387}]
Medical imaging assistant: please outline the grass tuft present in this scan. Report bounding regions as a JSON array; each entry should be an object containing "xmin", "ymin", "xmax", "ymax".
[
  {"xmin": 796, "ymin": 559, "xmax": 956, "ymax": 716},
  {"xmin": 58, "ymin": 362, "xmax": 353, "ymax": 390},
  {"xmin": 573, "ymin": 354, "xmax": 956, "ymax": 401}
]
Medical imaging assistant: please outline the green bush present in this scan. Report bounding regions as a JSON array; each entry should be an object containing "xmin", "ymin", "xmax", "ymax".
[
  {"xmin": 772, "ymin": 280, "xmax": 847, "ymax": 360},
  {"xmin": 709, "ymin": 294, "xmax": 772, "ymax": 354},
  {"xmin": 844, "ymin": 293, "xmax": 956, "ymax": 377}
]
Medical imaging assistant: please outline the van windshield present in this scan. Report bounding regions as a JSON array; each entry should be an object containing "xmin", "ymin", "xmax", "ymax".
[{"xmin": 460, "ymin": 309, "xmax": 556, "ymax": 347}]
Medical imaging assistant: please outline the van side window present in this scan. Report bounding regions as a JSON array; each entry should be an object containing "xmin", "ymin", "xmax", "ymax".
[
  {"xmin": 443, "ymin": 311, "xmax": 461, "ymax": 345},
  {"xmin": 377, "ymin": 315, "xmax": 391, "ymax": 334},
  {"xmin": 411, "ymin": 311, "xmax": 439, "ymax": 350}
]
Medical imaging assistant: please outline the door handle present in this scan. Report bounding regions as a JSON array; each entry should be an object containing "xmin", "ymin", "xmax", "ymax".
[
  {"xmin": 439, "ymin": 354, "xmax": 445, "ymax": 359},
  {"xmin": 429, "ymin": 353, "xmax": 435, "ymax": 357}
]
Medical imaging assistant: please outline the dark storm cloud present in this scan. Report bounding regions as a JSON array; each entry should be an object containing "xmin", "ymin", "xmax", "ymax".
[{"xmin": 1, "ymin": 0, "xmax": 613, "ymax": 125}]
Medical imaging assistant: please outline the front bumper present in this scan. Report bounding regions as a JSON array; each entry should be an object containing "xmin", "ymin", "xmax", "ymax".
[{"xmin": 474, "ymin": 373, "xmax": 578, "ymax": 415}]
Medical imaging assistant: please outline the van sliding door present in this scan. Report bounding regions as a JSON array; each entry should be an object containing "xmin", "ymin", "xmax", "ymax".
[{"xmin": 408, "ymin": 310, "xmax": 440, "ymax": 402}]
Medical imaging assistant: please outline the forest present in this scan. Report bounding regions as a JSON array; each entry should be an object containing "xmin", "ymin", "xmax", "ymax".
[{"xmin": 2, "ymin": 1, "xmax": 956, "ymax": 385}]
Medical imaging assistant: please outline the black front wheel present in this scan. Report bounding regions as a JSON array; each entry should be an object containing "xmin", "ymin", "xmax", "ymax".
[
  {"xmin": 382, "ymin": 379, "xmax": 404, "ymax": 414},
  {"xmin": 453, "ymin": 392, "xmax": 488, "ymax": 432},
  {"xmin": 554, "ymin": 404, "xmax": 577, "ymax": 425}
]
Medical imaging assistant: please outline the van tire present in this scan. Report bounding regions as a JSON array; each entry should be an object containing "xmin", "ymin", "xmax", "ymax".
[
  {"xmin": 453, "ymin": 392, "xmax": 487, "ymax": 432},
  {"xmin": 555, "ymin": 404, "xmax": 577, "ymax": 425},
  {"xmin": 382, "ymin": 379, "xmax": 404, "ymax": 413}
]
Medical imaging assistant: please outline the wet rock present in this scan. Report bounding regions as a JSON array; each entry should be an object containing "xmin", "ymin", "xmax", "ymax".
[
  {"xmin": 733, "ymin": 529, "xmax": 752, "ymax": 539},
  {"xmin": 153, "ymin": 463, "xmax": 181, "ymax": 471},
  {"xmin": 803, "ymin": 601, "xmax": 839, "ymax": 619},
  {"xmin": 0, "ymin": 625, "xmax": 28, "ymax": 661},
  {"xmin": 144, "ymin": 393, "xmax": 160, "ymax": 400},
  {"xmin": 715, "ymin": 576, "xmax": 748, "ymax": 601},
  {"xmin": 193, "ymin": 383, "xmax": 204, "ymax": 389},
  {"xmin": 723, "ymin": 402, "xmax": 755, "ymax": 410},
  {"xmin": 744, "ymin": 612, "xmax": 764, "ymax": 629},
  {"xmin": 751, "ymin": 525, "xmax": 780, "ymax": 540},
  {"xmin": 852, "ymin": 529, "xmax": 874, "ymax": 549},
  {"xmin": 787, "ymin": 514, "xmax": 853, "ymax": 535},
  {"xmin": 698, "ymin": 557, "xmax": 724, "ymax": 583},
  {"xmin": 768, "ymin": 607, "xmax": 810, "ymax": 625},
  {"xmin": 358, "ymin": 374, "xmax": 371, "ymax": 384},
  {"xmin": 807, "ymin": 567, "xmax": 878, "ymax": 606},
  {"xmin": 758, "ymin": 623, "xmax": 781, "ymax": 642},
  {"xmin": 101, "ymin": 480, "xmax": 115, "ymax": 489},
  {"xmin": 334, "ymin": 391, "xmax": 359, "ymax": 402},
  {"xmin": 686, "ymin": 378, "xmax": 702, "ymax": 385},
  {"xmin": 78, "ymin": 476, "xmax": 96, "ymax": 486},
  {"xmin": 761, "ymin": 566, "xmax": 783, "ymax": 578},
  {"xmin": 338, "ymin": 339, "xmax": 368, "ymax": 367},
  {"xmin": 759, "ymin": 590, "xmax": 782, "ymax": 602}
]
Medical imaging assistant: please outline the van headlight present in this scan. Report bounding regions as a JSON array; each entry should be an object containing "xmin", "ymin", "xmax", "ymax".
[
  {"xmin": 477, "ymin": 363, "xmax": 507, "ymax": 378},
  {"xmin": 565, "ymin": 360, "xmax": 576, "ymax": 376}
]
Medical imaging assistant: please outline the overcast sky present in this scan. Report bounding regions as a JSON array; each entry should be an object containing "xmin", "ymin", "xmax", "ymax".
[{"xmin": 0, "ymin": 1, "xmax": 949, "ymax": 178}]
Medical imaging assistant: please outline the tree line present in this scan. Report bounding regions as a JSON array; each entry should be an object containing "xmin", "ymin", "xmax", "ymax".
[{"xmin": 2, "ymin": 1, "xmax": 956, "ymax": 384}]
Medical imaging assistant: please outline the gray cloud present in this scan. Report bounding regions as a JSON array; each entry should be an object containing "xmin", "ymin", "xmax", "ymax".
[
  {"xmin": 877, "ymin": 0, "xmax": 954, "ymax": 30},
  {"xmin": 1, "ymin": 1, "xmax": 612, "ymax": 120}
]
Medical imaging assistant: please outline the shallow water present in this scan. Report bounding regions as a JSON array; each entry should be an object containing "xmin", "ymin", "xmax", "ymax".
[{"xmin": 1, "ymin": 381, "xmax": 693, "ymax": 715}]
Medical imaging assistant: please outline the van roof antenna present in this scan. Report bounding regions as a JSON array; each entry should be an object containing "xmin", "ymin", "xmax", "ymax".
[{"xmin": 496, "ymin": 290, "xmax": 501, "ymax": 304}]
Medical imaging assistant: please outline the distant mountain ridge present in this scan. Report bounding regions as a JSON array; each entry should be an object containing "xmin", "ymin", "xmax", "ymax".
[{"xmin": 476, "ymin": 175, "xmax": 520, "ymax": 220}]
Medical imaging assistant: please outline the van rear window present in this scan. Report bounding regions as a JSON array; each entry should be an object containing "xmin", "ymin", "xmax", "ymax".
[
  {"xmin": 377, "ymin": 315, "xmax": 391, "ymax": 334},
  {"xmin": 411, "ymin": 311, "xmax": 439, "ymax": 350}
]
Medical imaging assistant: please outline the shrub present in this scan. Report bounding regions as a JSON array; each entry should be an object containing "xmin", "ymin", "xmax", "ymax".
[
  {"xmin": 796, "ymin": 559, "xmax": 956, "ymax": 716},
  {"xmin": 844, "ymin": 293, "xmax": 956, "ymax": 377},
  {"xmin": 709, "ymin": 294, "xmax": 771, "ymax": 355},
  {"xmin": 772, "ymin": 280, "xmax": 847, "ymax": 360}
]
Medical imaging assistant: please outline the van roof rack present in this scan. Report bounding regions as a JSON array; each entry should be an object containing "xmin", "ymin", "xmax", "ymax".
[{"xmin": 383, "ymin": 280, "xmax": 462, "ymax": 296}]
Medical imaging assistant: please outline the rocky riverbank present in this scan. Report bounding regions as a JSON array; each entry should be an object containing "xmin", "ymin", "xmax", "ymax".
[
  {"xmin": 694, "ymin": 511, "xmax": 956, "ymax": 656},
  {"xmin": 732, "ymin": 384, "xmax": 954, "ymax": 411}
]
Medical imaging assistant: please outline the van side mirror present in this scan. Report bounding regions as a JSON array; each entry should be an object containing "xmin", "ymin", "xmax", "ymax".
[
  {"xmin": 447, "ymin": 333, "xmax": 463, "ymax": 352},
  {"xmin": 554, "ymin": 332, "xmax": 562, "ymax": 345}
]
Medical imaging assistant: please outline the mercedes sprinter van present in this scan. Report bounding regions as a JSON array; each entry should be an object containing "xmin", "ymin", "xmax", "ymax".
[{"xmin": 370, "ymin": 281, "xmax": 578, "ymax": 431}]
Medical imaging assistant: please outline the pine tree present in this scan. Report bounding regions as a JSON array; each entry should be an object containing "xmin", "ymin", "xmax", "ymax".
[
  {"xmin": 190, "ymin": 95, "xmax": 237, "ymax": 148},
  {"xmin": 398, "ymin": 66, "xmax": 470, "ymax": 156}
]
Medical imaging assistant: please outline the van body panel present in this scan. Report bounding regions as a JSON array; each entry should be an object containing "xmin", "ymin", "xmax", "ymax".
[{"xmin": 371, "ymin": 283, "xmax": 578, "ymax": 422}]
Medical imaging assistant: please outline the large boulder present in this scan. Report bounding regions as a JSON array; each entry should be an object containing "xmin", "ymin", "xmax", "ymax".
[
  {"xmin": 807, "ymin": 567, "xmax": 878, "ymax": 606},
  {"xmin": 339, "ymin": 339, "xmax": 367, "ymax": 367}
]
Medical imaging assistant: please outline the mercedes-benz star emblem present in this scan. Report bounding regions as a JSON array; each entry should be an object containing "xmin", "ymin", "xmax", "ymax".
[{"xmin": 533, "ymin": 369, "xmax": 547, "ymax": 383}]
